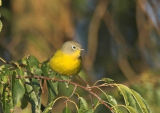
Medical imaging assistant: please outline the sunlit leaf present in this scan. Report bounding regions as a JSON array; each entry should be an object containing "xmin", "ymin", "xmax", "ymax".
[
  {"xmin": 112, "ymin": 106, "xmax": 126, "ymax": 113},
  {"xmin": 0, "ymin": 21, "xmax": 2, "ymax": 32},
  {"xmin": 126, "ymin": 106, "xmax": 137, "ymax": 113},
  {"xmin": 21, "ymin": 57, "xmax": 27, "ymax": 66},
  {"xmin": 116, "ymin": 84, "xmax": 137, "ymax": 107},
  {"xmin": 12, "ymin": 75, "xmax": 25, "ymax": 106},
  {"xmin": 2, "ymin": 86, "xmax": 13, "ymax": 113},
  {"xmin": 0, "ymin": 83, "xmax": 3, "ymax": 95},
  {"xmin": 0, "ymin": 64, "xmax": 13, "ymax": 77},
  {"xmin": 0, "ymin": 76, "xmax": 8, "ymax": 86},
  {"xmin": 105, "ymin": 94, "xmax": 117, "ymax": 106},
  {"xmin": 116, "ymin": 84, "xmax": 150, "ymax": 113},
  {"xmin": 31, "ymin": 66, "xmax": 42, "ymax": 75},
  {"xmin": 26, "ymin": 56, "xmax": 42, "ymax": 75},
  {"xmin": 79, "ymin": 97, "xmax": 88, "ymax": 109},
  {"xmin": 101, "ymin": 78, "xmax": 114, "ymax": 83},
  {"xmin": 117, "ymin": 85, "xmax": 130, "ymax": 105},
  {"xmin": 113, "ymin": 105, "xmax": 137, "ymax": 113},
  {"xmin": 131, "ymin": 89, "xmax": 150, "ymax": 113},
  {"xmin": 27, "ymin": 56, "xmax": 39, "ymax": 67},
  {"xmin": 25, "ymin": 79, "xmax": 39, "ymax": 112}
]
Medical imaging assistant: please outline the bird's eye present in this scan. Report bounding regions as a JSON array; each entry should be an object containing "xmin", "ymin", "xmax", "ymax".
[{"xmin": 72, "ymin": 45, "xmax": 76, "ymax": 50}]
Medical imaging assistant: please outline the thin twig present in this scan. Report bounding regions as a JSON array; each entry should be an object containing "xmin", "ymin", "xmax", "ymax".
[
  {"xmin": 69, "ymin": 85, "xmax": 77, "ymax": 98},
  {"xmin": 64, "ymin": 97, "xmax": 79, "ymax": 112},
  {"xmin": 44, "ymin": 96, "xmax": 79, "ymax": 113}
]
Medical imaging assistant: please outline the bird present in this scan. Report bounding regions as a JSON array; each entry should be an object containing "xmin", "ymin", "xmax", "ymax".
[{"xmin": 49, "ymin": 41, "xmax": 83, "ymax": 76}]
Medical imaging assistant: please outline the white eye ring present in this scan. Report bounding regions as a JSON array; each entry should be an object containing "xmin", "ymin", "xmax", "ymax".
[{"xmin": 72, "ymin": 45, "xmax": 77, "ymax": 50}]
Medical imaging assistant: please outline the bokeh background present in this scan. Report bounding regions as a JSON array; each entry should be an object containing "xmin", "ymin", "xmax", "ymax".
[{"xmin": 1, "ymin": 0, "xmax": 160, "ymax": 112}]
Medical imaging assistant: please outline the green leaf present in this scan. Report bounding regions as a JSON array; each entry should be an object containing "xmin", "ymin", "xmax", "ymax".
[
  {"xmin": 116, "ymin": 84, "xmax": 150, "ymax": 113},
  {"xmin": 31, "ymin": 78, "xmax": 41, "ymax": 95},
  {"xmin": 0, "ymin": 64, "xmax": 13, "ymax": 77},
  {"xmin": 101, "ymin": 78, "xmax": 114, "ymax": 83},
  {"xmin": 27, "ymin": 56, "xmax": 39, "ymax": 66},
  {"xmin": 94, "ymin": 104, "xmax": 111, "ymax": 113},
  {"xmin": 48, "ymin": 87, "xmax": 56, "ymax": 103},
  {"xmin": 105, "ymin": 94, "xmax": 117, "ymax": 106},
  {"xmin": 47, "ymin": 81, "xmax": 57, "ymax": 103},
  {"xmin": 125, "ymin": 106, "xmax": 137, "ymax": 113},
  {"xmin": 15, "ymin": 68, "xmax": 24, "ymax": 76},
  {"xmin": 12, "ymin": 75, "xmax": 25, "ymax": 106},
  {"xmin": 131, "ymin": 90, "xmax": 150, "ymax": 113},
  {"xmin": 58, "ymin": 82, "xmax": 74, "ymax": 96},
  {"xmin": 47, "ymin": 79, "xmax": 59, "ymax": 104},
  {"xmin": 112, "ymin": 107, "xmax": 121, "ymax": 113},
  {"xmin": 25, "ymin": 78, "xmax": 41, "ymax": 113},
  {"xmin": 20, "ymin": 94, "xmax": 28, "ymax": 109},
  {"xmin": 26, "ymin": 56, "xmax": 42, "ymax": 75},
  {"xmin": 155, "ymin": 87, "xmax": 160, "ymax": 106},
  {"xmin": 48, "ymin": 81, "xmax": 58, "ymax": 95},
  {"xmin": 2, "ymin": 85, "xmax": 13, "ymax": 113},
  {"xmin": 79, "ymin": 97, "xmax": 88, "ymax": 109},
  {"xmin": 113, "ymin": 105, "xmax": 137, "ymax": 113},
  {"xmin": 78, "ymin": 97, "xmax": 93, "ymax": 113},
  {"xmin": 60, "ymin": 76, "xmax": 71, "ymax": 88},
  {"xmin": 3, "ymin": 98, "xmax": 13, "ymax": 113},
  {"xmin": 116, "ymin": 84, "xmax": 138, "ymax": 108},
  {"xmin": 116, "ymin": 84, "xmax": 131, "ymax": 106},
  {"xmin": 63, "ymin": 107, "xmax": 71, "ymax": 113},
  {"xmin": 58, "ymin": 76, "xmax": 74, "ymax": 96},
  {"xmin": 41, "ymin": 62, "xmax": 50, "ymax": 76},
  {"xmin": 31, "ymin": 66, "xmax": 42, "ymax": 75},
  {"xmin": 41, "ymin": 62, "xmax": 56, "ymax": 77},
  {"xmin": 0, "ymin": 82, "xmax": 4, "ymax": 95},
  {"xmin": 0, "ymin": 21, "xmax": 2, "ymax": 32},
  {"xmin": 112, "ymin": 106, "xmax": 126, "ymax": 113},
  {"xmin": 21, "ymin": 57, "xmax": 27, "ymax": 66}
]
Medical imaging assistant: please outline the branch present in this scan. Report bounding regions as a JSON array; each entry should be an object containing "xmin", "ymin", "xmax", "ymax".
[{"xmin": 16, "ymin": 75, "xmax": 114, "ymax": 113}]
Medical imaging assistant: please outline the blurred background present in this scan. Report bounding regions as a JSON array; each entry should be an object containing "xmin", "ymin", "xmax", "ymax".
[{"xmin": 1, "ymin": 0, "xmax": 160, "ymax": 112}]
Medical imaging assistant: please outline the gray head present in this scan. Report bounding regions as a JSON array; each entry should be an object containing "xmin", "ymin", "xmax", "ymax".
[{"xmin": 61, "ymin": 41, "xmax": 83, "ymax": 54}]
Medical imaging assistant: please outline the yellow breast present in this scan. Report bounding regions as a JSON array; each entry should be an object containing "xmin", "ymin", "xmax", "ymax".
[{"xmin": 49, "ymin": 50, "xmax": 81, "ymax": 76}]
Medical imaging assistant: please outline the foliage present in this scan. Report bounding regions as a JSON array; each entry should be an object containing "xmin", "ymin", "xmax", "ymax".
[{"xmin": 0, "ymin": 55, "xmax": 151, "ymax": 113}]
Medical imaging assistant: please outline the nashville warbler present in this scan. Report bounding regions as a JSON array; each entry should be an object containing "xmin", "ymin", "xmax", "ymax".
[{"xmin": 49, "ymin": 41, "xmax": 83, "ymax": 76}]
